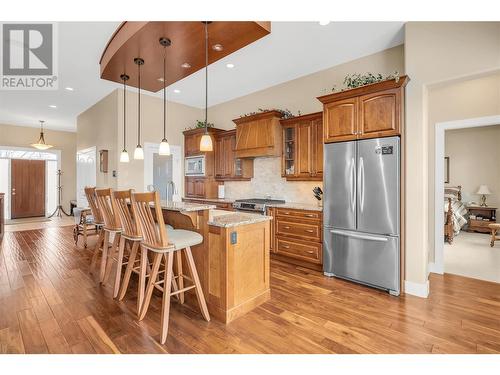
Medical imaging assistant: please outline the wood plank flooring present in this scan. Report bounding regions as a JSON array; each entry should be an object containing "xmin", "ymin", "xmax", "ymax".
[{"xmin": 1, "ymin": 226, "xmax": 500, "ymax": 354}]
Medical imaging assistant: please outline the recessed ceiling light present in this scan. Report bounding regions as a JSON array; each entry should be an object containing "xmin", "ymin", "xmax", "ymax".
[
  {"xmin": 181, "ymin": 62, "xmax": 191, "ymax": 69},
  {"xmin": 319, "ymin": 21, "xmax": 330, "ymax": 26},
  {"xmin": 49, "ymin": 105, "xmax": 57, "ymax": 109},
  {"xmin": 173, "ymin": 89, "xmax": 181, "ymax": 94},
  {"xmin": 65, "ymin": 87, "xmax": 74, "ymax": 91},
  {"xmin": 212, "ymin": 44, "xmax": 223, "ymax": 52},
  {"xmin": 226, "ymin": 63, "xmax": 235, "ymax": 69}
]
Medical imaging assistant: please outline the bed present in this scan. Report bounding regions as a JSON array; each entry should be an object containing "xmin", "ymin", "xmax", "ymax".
[{"xmin": 444, "ymin": 185, "xmax": 468, "ymax": 244}]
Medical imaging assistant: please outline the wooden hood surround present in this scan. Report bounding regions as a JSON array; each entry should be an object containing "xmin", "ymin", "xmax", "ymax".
[{"xmin": 100, "ymin": 21, "xmax": 271, "ymax": 92}]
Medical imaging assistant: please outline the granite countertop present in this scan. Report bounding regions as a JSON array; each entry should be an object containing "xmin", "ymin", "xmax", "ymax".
[
  {"xmin": 160, "ymin": 200, "xmax": 216, "ymax": 212},
  {"xmin": 208, "ymin": 210, "xmax": 272, "ymax": 228},
  {"xmin": 266, "ymin": 202, "xmax": 323, "ymax": 211},
  {"xmin": 182, "ymin": 197, "xmax": 234, "ymax": 204}
]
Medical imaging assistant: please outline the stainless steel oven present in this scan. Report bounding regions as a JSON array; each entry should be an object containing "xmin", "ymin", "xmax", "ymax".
[{"xmin": 184, "ymin": 155, "xmax": 205, "ymax": 176}]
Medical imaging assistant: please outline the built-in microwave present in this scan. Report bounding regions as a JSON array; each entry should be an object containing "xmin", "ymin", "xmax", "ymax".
[{"xmin": 185, "ymin": 155, "xmax": 206, "ymax": 176}]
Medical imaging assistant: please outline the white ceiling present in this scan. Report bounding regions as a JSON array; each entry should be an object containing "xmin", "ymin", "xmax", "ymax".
[{"xmin": 0, "ymin": 22, "xmax": 404, "ymax": 132}]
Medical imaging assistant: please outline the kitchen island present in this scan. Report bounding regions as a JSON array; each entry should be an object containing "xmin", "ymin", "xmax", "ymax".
[{"xmin": 159, "ymin": 201, "xmax": 271, "ymax": 323}]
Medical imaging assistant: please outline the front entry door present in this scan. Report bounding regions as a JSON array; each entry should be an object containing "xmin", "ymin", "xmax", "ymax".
[{"xmin": 11, "ymin": 159, "xmax": 46, "ymax": 218}]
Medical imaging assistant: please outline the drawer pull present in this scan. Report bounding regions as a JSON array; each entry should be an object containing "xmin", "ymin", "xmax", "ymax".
[
  {"xmin": 282, "ymin": 245, "xmax": 290, "ymax": 249},
  {"xmin": 283, "ymin": 226, "xmax": 290, "ymax": 229},
  {"xmin": 305, "ymin": 214, "xmax": 315, "ymax": 217},
  {"xmin": 306, "ymin": 250, "xmax": 314, "ymax": 254},
  {"xmin": 304, "ymin": 229, "xmax": 314, "ymax": 233},
  {"xmin": 283, "ymin": 212, "xmax": 290, "ymax": 215}
]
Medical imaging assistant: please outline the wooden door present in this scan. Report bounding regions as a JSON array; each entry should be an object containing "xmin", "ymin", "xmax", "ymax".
[
  {"xmin": 311, "ymin": 116, "xmax": 324, "ymax": 177},
  {"xmin": 358, "ymin": 88, "xmax": 400, "ymax": 139},
  {"xmin": 323, "ymin": 97, "xmax": 358, "ymax": 143},
  {"xmin": 222, "ymin": 135, "xmax": 235, "ymax": 178},
  {"xmin": 296, "ymin": 122, "xmax": 312, "ymax": 177},
  {"xmin": 11, "ymin": 159, "xmax": 46, "ymax": 218}
]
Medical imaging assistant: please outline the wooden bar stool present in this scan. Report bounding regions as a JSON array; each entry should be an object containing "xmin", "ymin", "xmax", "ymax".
[
  {"xmin": 131, "ymin": 191, "xmax": 210, "ymax": 344},
  {"xmin": 489, "ymin": 223, "xmax": 500, "ymax": 247},
  {"xmin": 85, "ymin": 187, "xmax": 105, "ymax": 275},
  {"xmin": 95, "ymin": 188, "xmax": 122, "ymax": 284},
  {"xmin": 111, "ymin": 189, "xmax": 149, "ymax": 314}
]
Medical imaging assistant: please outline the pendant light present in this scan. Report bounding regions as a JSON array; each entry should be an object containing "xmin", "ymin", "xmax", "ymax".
[
  {"xmin": 120, "ymin": 74, "xmax": 130, "ymax": 163},
  {"xmin": 199, "ymin": 21, "xmax": 213, "ymax": 152},
  {"xmin": 134, "ymin": 57, "xmax": 145, "ymax": 160},
  {"xmin": 31, "ymin": 120, "xmax": 53, "ymax": 150},
  {"xmin": 159, "ymin": 37, "xmax": 171, "ymax": 156}
]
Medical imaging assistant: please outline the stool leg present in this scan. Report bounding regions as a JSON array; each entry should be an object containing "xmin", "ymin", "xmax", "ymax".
[
  {"xmin": 491, "ymin": 229, "xmax": 497, "ymax": 247},
  {"xmin": 184, "ymin": 246, "xmax": 210, "ymax": 322},
  {"xmin": 90, "ymin": 229, "xmax": 104, "ymax": 273},
  {"xmin": 113, "ymin": 236, "xmax": 126, "ymax": 298},
  {"xmin": 99, "ymin": 231, "xmax": 110, "ymax": 282},
  {"xmin": 83, "ymin": 223, "xmax": 88, "ymax": 248},
  {"xmin": 175, "ymin": 251, "xmax": 184, "ymax": 304},
  {"xmin": 139, "ymin": 252, "xmax": 163, "ymax": 321},
  {"xmin": 137, "ymin": 246, "xmax": 148, "ymax": 317},
  {"xmin": 103, "ymin": 233, "xmax": 120, "ymax": 285},
  {"xmin": 160, "ymin": 252, "xmax": 174, "ymax": 344},
  {"xmin": 118, "ymin": 240, "xmax": 139, "ymax": 301}
]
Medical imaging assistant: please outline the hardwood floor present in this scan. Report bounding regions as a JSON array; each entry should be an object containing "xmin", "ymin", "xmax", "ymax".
[{"xmin": 1, "ymin": 226, "xmax": 500, "ymax": 354}]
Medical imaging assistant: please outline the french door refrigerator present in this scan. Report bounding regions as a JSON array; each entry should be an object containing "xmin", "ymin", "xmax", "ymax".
[{"xmin": 323, "ymin": 136, "xmax": 400, "ymax": 296}]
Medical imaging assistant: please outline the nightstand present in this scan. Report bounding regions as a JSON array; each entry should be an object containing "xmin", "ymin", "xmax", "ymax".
[{"xmin": 467, "ymin": 206, "xmax": 497, "ymax": 233}]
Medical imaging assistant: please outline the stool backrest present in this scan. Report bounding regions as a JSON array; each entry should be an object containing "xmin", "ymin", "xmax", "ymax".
[
  {"xmin": 112, "ymin": 189, "xmax": 140, "ymax": 238},
  {"xmin": 131, "ymin": 191, "xmax": 169, "ymax": 249},
  {"xmin": 84, "ymin": 186, "xmax": 104, "ymax": 224},
  {"xmin": 95, "ymin": 188, "xmax": 121, "ymax": 231}
]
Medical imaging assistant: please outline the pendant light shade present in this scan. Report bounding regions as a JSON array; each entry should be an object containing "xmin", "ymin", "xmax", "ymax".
[
  {"xmin": 159, "ymin": 37, "xmax": 172, "ymax": 156},
  {"xmin": 31, "ymin": 120, "xmax": 53, "ymax": 150},
  {"xmin": 199, "ymin": 21, "xmax": 213, "ymax": 152},
  {"xmin": 120, "ymin": 74, "xmax": 130, "ymax": 163},
  {"xmin": 134, "ymin": 57, "xmax": 145, "ymax": 160}
]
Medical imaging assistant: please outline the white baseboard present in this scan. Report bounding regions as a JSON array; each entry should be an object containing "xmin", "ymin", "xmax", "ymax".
[
  {"xmin": 428, "ymin": 262, "xmax": 443, "ymax": 275},
  {"xmin": 404, "ymin": 280, "xmax": 430, "ymax": 298}
]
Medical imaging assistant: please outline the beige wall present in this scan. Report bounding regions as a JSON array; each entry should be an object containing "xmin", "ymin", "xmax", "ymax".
[
  {"xmin": 212, "ymin": 45, "xmax": 404, "ymax": 202},
  {"xmin": 405, "ymin": 22, "xmax": 500, "ymax": 287},
  {"xmin": 0, "ymin": 123, "xmax": 76, "ymax": 211},
  {"xmin": 445, "ymin": 125, "xmax": 500, "ymax": 206},
  {"xmin": 77, "ymin": 90, "xmax": 119, "ymax": 189}
]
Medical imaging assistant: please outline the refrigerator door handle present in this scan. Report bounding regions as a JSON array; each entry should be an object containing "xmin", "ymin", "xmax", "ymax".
[
  {"xmin": 350, "ymin": 157, "xmax": 356, "ymax": 214},
  {"xmin": 330, "ymin": 229, "xmax": 389, "ymax": 242},
  {"xmin": 359, "ymin": 156, "xmax": 365, "ymax": 212}
]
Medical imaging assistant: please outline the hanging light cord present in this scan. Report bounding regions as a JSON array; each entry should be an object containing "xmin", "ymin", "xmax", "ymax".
[
  {"xmin": 123, "ymin": 78, "xmax": 126, "ymax": 149},
  {"xmin": 204, "ymin": 21, "xmax": 208, "ymax": 134},
  {"xmin": 163, "ymin": 48, "xmax": 167, "ymax": 140},
  {"xmin": 138, "ymin": 62, "xmax": 141, "ymax": 146}
]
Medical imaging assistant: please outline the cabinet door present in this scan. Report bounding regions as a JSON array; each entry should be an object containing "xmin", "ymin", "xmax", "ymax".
[
  {"xmin": 324, "ymin": 97, "xmax": 358, "ymax": 143},
  {"xmin": 185, "ymin": 178, "xmax": 195, "ymax": 197},
  {"xmin": 214, "ymin": 137, "xmax": 224, "ymax": 177},
  {"xmin": 358, "ymin": 88, "xmax": 400, "ymax": 139},
  {"xmin": 296, "ymin": 122, "xmax": 312, "ymax": 177},
  {"xmin": 185, "ymin": 133, "xmax": 202, "ymax": 156},
  {"xmin": 194, "ymin": 179, "xmax": 205, "ymax": 197},
  {"xmin": 311, "ymin": 117, "xmax": 323, "ymax": 177},
  {"xmin": 282, "ymin": 125, "xmax": 296, "ymax": 177},
  {"xmin": 223, "ymin": 136, "xmax": 234, "ymax": 178}
]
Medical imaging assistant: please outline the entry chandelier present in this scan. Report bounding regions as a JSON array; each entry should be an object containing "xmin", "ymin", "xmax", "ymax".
[
  {"xmin": 120, "ymin": 73, "xmax": 130, "ymax": 163},
  {"xmin": 31, "ymin": 120, "xmax": 53, "ymax": 150},
  {"xmin": 199, "ymin": 21, "xmax": 213, "ymax": 152},
  {"xmin": 134, "ymin": 57, "xmax": 145, "ymax": 160},
  {"xmin": 159, "ymin": 37, "xmax": 171, "ymax": 156}
]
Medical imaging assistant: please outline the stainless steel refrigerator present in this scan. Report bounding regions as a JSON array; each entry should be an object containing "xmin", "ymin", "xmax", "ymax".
[{"xmin": 323, "ymin": 136, "xmax": 400, "ymax": 296}]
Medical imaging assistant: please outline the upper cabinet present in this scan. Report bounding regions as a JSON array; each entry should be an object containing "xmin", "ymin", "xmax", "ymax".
[
  {"xmin": 317, "ymin": 76, "xmax": 409, "ymax": 143},
  {"xmin": 214, "ymin": 129, "xmax": 253, "ymax": 181},
  {"xmin": 280, "ymin": 112, "xmax": 323, "ymax": 181},
  {"xmin": 183, "ymin": 127, "xmax": 225, "ymax": 157},
  {"xmin": 233, "ymin": 111, "xmax": 282, "ymax": 158}
]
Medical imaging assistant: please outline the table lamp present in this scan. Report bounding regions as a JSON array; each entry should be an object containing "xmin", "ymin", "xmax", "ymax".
[{"xmin": 476, "ymin": 185, "xmax": 491, "ymax": 207}]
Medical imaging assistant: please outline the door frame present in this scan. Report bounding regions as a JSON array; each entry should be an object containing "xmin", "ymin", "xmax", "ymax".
[
  {"xmin": 0, "ymin": 145, "xmax": 61, "ymax": 220},
  {"xmin": 144, "ymin": 142, "xmax": 182, "ymax": 202},
  {"xmin": 76, "ymin": 146, "xmax": 97, "ymax": 207},
  {"xmin": 432, "ymin": 115, "xmax": 500, "ymax": 274}
]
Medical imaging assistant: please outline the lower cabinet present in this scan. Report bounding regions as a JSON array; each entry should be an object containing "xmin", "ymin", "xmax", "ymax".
[
  {"xmin": 184, "ymin": 177, "xmax": 219, "ymax": 199},
  {"xmin": 267, "ymin": 206, "xmax": 323, "ymax": 270},
  {"xmin": 183, "ymin": 198, "xmax": 234, "ymax": 211}
]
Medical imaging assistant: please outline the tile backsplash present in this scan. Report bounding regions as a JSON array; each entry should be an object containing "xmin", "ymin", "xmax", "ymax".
[{"xmin": 224, "ymin": 157, "xmax": 323, "ymax": 205}]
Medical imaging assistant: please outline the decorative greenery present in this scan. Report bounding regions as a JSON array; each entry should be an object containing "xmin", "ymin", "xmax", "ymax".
[
  {"xmin": 332, "ymin": 71, "xmax": 400, "ymax": 92},
  {"xmin": 239, "ymin": 108, "xmax": 298, "ymax": 119},
  {"xmin": 185, "ymin": 120, "xmax": 215, "ymax": 130}
]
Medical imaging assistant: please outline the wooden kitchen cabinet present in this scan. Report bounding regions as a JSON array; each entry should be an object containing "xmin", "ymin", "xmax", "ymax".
[
  {"xmin": 280, "ymin": 112, "xmax": 323, "ymax": 181},
  {"xmin": 214, "ymin": 129, "xmax": 253, "ymax": 181},
  {"xmin": 233, "ymin": 110, "xmax": 282, "ymax": 158},
  {"xmin": 318, "ymin": 76, "xmax": 409, "ymax": 143}
]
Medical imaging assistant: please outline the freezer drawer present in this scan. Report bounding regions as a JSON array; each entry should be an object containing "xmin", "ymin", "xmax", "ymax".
[{"xmin": 325, "ymin": 228, "xmax": 400, "ymax": 294}]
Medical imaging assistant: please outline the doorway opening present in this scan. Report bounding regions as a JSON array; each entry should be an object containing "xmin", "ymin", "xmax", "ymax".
[
  {"xmin": 0, "ymin": 146, "xmax": 60, "ymax": 221},
  {"xmin": 144, "ymin": 142, "xmax": 182, "ymax": 202},
  {"xmin": 434, "ymin": 115, "xmax": 500, "ymax": 283}
]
